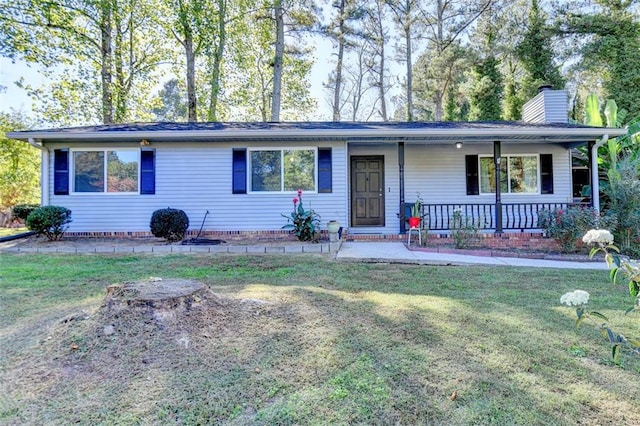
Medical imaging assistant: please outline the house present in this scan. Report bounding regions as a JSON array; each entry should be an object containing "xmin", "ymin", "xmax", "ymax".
[{"xmin": 7, "ymin": 89, "xmax": 625, "ymax": 244}]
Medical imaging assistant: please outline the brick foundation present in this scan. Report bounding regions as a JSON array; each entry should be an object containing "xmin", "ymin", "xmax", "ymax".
[
  {"xmin": 346, "ymin": 231, "xmax": 560, "ymax": 251},
  {"xmin": 62, "ymin": 229, "xmax": 560, "ymax": 251}
]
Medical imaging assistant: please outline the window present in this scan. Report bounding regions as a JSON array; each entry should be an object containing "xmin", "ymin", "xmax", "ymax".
[
  {"xmin": 249, "ymin": 148, "xmax": 316, "ymax": 192},
  {"xmin": 72, "ymin": 149, "xmax": 139, "ymax": 193},
  {"xmin": 479, "ymin": 155, "xmax": 539, "ymax": 194}
]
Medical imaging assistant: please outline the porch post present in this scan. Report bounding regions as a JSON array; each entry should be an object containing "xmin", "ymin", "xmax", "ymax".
[
  {"xmin": 587, "ymin": 140, "xmax": 595, "ymax": 209},
  {"xmin": 399, "ymin": 142, "xmax": 406, "ymax": 233},
  {"xmin": 494, "ymin": 140, "xmax": 503, "ymax": 233}
]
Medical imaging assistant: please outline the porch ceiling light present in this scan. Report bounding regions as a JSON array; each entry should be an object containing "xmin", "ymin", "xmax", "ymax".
[{"xmin": 455, "ymin": 142, "xmax": 463, "ymax": 149}]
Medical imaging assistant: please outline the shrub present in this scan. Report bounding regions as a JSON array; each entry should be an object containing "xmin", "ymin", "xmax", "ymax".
[
  {"xmin": 12, "ymin": 204, "xmax": 40, "ymax": 221},
  {"xmin": 26, "ymin": 206, "xmax": 72, "ymax": 241},
  {"xmin": 450, "ymin": 208, "xmax": 480, "ymax": 249},
  {"xmin": 538, "ymin": 206, "xmax": 616, "ymax": 253},
  {"xmin": 150, "ymin": 208, "xmax": 189, "ymax": 242},
  {"xmin": 560, "ymin": 230, "xmax": 640, "ymax": 363},
  {"xmin": 601, "ymin": 155, "xmax": 640, "ymax": 253},
  {"xmin": 282, "ymin": 189, "xmax": 320, "ymax": 241}
]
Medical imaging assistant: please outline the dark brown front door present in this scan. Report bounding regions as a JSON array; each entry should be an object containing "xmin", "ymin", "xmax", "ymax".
[{"xmin": 350, "ymin": 156, "xmax": 385, "ymax": 227}]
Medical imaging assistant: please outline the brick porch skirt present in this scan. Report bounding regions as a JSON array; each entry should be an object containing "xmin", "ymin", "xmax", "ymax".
[{"xmin": 346, "ymin": 231, "xmax": 561, "ymax": 251}]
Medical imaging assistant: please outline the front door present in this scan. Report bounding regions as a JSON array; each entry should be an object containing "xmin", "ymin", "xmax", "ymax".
[{"xmin": 350, "ymin": 156, "xmax": 385, "ymax": 227}]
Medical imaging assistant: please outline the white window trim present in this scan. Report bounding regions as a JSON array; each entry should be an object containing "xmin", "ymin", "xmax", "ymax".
[
  {"xmin": 248, "ymin": 147, "xmax": 319, "ymax": 194},
  {"xmin": 478, "ymin": 154, "xmax": 541, "ymax": 195},
  {"xmin": 70, "ymin": 148, "xmax": 141, "ymax": 195}
]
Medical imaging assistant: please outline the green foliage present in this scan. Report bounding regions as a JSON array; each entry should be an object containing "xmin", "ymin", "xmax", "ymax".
[
  {"xmin": 565, "ymin": 236, "xmax": 640, "ymax": 362},
  {"xmin": 584, "ymin": 94, "xmax": 604, "ymax": 127},
  {"xmin": 410, "ymin": 193, "xmax": 422, "ymax": 217},
  {"xmin": 503, "ymin": 76, "xmax": 522, "ymax": 121},
  {"xmin": 601, "ymin": 154, "xmax": 640, "ymax": 254},
  {"xmin": 0, "ymin": 112, "xmax": 40, "ymax": 208},
  {"xmin": 25, "ymin": 205, "xmax": 71, "ymax": 241},
  {"xmin": 12, "ymin": 204, "xmax": 39, "ymax": 221},
  {"xmin": 450, "ymin": 208, "xmax": 480, "ymax": 249},
  {"xmin": 560, "ymin": 1, "xmax": 640, "ymax": 119},
  {"xmin": 538, "ymin": 206, "xmax": 616, "ymax": 253},
  {"xmin": 152, "ymin": 79, "xmax": 188, "ymax": 122},
  {"xmin": 469, "ymin": 56, "xmax": 503, "ymax": 121},
  {"xmin": 0, "ymin": 0, "xmax": 168, "ymax": 124},
  {"xmin": 150, "ymin": 208, "xmax": 190, "ymax": 242},
  {"xmin": 516, "ymin": 0, "xmax": 564, "ymax": 99},
  {"xmin": 282, "ymin": 190, "xmax": 320, "ymax": 241}
]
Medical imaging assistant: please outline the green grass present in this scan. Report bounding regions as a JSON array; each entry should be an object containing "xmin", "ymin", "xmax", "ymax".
[
  {"xmin": 0, "ymin": 227, "xmax": 28, "ymax": 237},
  {"xmin": 1, "ymin": 253, "xmax": 639, "ymax": 425}
]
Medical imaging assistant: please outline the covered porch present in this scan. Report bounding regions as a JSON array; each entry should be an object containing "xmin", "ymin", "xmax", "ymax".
[{"xmin": 346, "ymin": 123, "xmax": 624, "ymax": 235}]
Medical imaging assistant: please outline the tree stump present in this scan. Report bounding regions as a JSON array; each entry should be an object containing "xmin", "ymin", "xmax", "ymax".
[{"xmin": 103, "ymin": 277, "xmax": 209, "ymax": 326}]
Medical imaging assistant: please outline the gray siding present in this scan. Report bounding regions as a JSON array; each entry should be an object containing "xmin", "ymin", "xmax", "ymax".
[
  {"xmin": 350, "ymin": 143, "xmax": 571, "ymax": 232},
  {"xmin": 522, "ymin": 89, "xmax": 568, "ymax": 124},
  {"xmin": 46, "ymin": 140, "xmax": 572, "ymax": 235},
  {"xmin": 47, "ymin": 141, "xmax": 348, "ymax": 233},
  {"xmin": 403, "ymin": 143, "xmax": 571, "ymax": 204}
]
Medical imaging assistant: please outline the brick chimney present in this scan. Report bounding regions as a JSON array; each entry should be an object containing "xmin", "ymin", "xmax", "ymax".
[{"xmin": 521, "ymin": 86, "xmax": 569, "ymax": 124}]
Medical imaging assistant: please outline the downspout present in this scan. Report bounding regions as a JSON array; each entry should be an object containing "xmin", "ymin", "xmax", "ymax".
[
  {"xmin": 27, "ymin": 138, "xmax": 49, "ymax": 206},
  {"xmin": 590, "ymin": 135, "xmax": 608, "ymax": 212}
]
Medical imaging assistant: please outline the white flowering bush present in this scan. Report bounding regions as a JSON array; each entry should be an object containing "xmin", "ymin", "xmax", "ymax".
[
  {"xmin": 562, "ymin": 229, "xmax": 640, "ymax": 362},
  {"xmin": 560, "ymin": 290, "xmax": 590, "ymax": 306},
  {"xmin": 582, "ymin": 229, "xmax": 614, "ymax": 246}
]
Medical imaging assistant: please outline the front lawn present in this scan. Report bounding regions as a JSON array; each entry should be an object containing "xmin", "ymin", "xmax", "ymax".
[
  {"xmin": 0, "ymin": 227, "xmax": 28, "ymax": 238},
  {"xmin": 1, "ymin": 253, "xmax": 638, "ymax": 424}
]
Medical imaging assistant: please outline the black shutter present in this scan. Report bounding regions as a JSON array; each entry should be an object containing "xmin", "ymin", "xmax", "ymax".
[
  {"xmin": 53, "ymin": 149, "xmax": 69, "ymax": 195},
  {"xmin": 140, "ymin": 149, "xmax": 156, "ymax": 194},
  {"xmin": 540, "ymin": 154, "xmax": 553, "ymax": 194},
  {"xmin": 318, "ymin": 148, "xmax": 332, "ymax": 193},
  {"xmin": 232, "ymin": 149, "xmax": 247, "ymax": 194},
  {"xmin": 465, "ymin": 155, "xmax": 479, "ymax": 195}
]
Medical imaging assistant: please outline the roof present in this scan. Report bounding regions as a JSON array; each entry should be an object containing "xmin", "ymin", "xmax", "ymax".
[{"xmin": 7, "ymin": 121, "xmax": 627, "ymax": 146}]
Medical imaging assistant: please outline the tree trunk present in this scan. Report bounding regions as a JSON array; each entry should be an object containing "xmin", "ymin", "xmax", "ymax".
[
  {"xmin": 185, "ymin": 34, "xmax": 197, "ymax": 122},
  {"xmin": 332, "ymin": 0, "xmax": 346, "ymax": 122},
  {"xmin": 405, "ymin": 24, "xmax": 413, "ymax": 122},
  {"xmin": 100, "ymin": 1, "xmax": 113, "ymax": 124},
  {"xmin": 113, "ymin": 8, "xmax": 126, "ymax": 122},
  {"xmin": 207, "ymin": 0, "xmax": 227, "ymax": 122},
  {"xmin": 271, "ymin": 0, "xmax": 284, "ymax": 122},
  {"xmin": 376, "ymin": 4, "xmax": 388, "ymax": 122}
]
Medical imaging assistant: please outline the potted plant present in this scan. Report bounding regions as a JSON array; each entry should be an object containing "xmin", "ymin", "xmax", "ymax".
[{"xmin": 408, "ymin": 194, "xmax": 423, "ymax": 228}]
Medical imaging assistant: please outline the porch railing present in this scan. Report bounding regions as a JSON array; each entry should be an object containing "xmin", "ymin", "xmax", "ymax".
[{"xmin": 404, "ymin": 202, "xmax": 585, "ymax": 232}]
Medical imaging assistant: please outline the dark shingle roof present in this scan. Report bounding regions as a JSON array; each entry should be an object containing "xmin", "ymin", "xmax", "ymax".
[{"xmin": 7, "ymin": 120, "xmax": 626, "ymax": 146}]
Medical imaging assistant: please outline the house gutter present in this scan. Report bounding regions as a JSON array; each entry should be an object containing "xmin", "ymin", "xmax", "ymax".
[
  {"xmin": 591, "ymin": 135, "xmax": 609, "ymax": 212},
  {"xmin": 7, "ymin": 127, "xmax": 628, "ymax": 142},
  {"xmin": 27, "ymin": 138, "xmax": 50, "ymax": 207}
]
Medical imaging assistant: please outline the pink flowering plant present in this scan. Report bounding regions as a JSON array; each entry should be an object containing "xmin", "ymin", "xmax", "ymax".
[
  {"xmin": 561, "ymin": 229, "xmax": 640, "ymax": 362},
  {"xmin": 282, "ymin": 189, "xmax": 321, "ymax": 241},
  {"xmin": 538, "ymin": 206, "xmax": 617, "ymax": 252}
]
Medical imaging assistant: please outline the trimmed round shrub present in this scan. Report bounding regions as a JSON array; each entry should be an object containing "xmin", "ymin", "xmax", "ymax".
[
  {"xmin": 26, "ymin": 206, "xmax": 72, "ymax": 241},
  {"xmin": 12, "ymin": 204, "xmax": 40, "ymax": 221},
  {"xmin": 150, "ymin": 208, "xmax": 189, "ymax": 242}
]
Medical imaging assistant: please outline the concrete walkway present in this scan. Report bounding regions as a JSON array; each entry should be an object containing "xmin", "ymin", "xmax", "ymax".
[
  {"xmin": 1, "ymin": 234, "xmax": 609, "ymax": 270},
  {"xmin": 336, "ymin": 242, "xmax": 609, "ymax": 270}
]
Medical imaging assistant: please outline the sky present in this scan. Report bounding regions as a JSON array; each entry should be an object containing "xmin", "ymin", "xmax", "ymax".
[{"xmin": 0, "ymin": 57, "xmax": 41, "ymax": 117}]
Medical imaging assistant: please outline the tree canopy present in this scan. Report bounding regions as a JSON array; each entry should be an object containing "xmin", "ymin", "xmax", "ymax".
[{"xmin": 0, "ymin": 0, "xmax": 639, "ymax": 124}]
